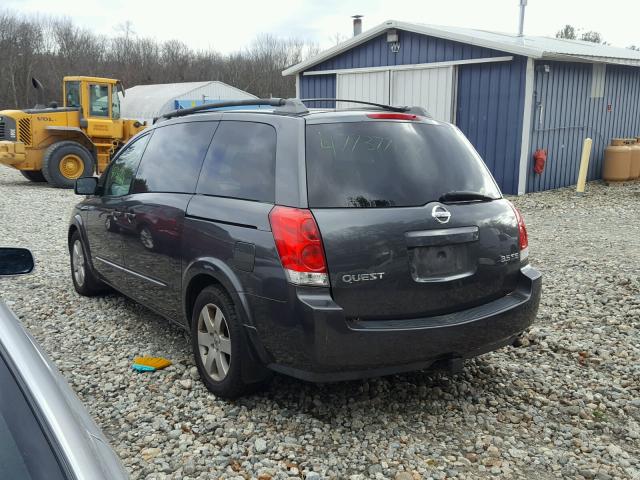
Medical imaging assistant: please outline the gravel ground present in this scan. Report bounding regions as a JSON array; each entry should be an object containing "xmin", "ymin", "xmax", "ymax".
[{"xmin": 0, "ymin": 166, "xmax": 639, "ymax": 480}]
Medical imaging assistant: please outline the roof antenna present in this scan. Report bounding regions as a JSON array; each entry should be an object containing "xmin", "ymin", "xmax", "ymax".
[{"xmin": 517, "ymin": 0, "xmax": 527, "ymax": 37}]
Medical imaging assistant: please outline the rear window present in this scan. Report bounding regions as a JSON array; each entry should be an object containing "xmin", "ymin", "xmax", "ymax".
[{"xmin": 306, "ymin": 121, "xmax": 501, "ymax": 208}]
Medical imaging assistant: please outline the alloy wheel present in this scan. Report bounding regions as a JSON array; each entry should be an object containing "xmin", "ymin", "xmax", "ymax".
[
  {"xmin": 197, "ymin": 303, "xmax": 231, "ymax": 381},
  {"xmin": 72, "ymin": 240, "xmax": 86, "ymax": 286}
]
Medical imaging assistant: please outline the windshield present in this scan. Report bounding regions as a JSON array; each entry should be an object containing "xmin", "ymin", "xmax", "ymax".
[{"xmin": 306, "ymin": 121, "xmax": 501, "ymax": 208}]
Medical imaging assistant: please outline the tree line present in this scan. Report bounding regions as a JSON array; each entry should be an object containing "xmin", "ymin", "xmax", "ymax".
[
  {"xmin": 3, "ymin": 9, "xmax": 638, "ymax": 111},
  {"xmin": 0, "ymin": 10, "xmax": 319, "ymax": 109}
]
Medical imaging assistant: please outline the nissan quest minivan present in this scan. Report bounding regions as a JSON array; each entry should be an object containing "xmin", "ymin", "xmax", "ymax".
[{"xmin": 68, "ymin": 98, "xmax": 541, "ymax": 398}]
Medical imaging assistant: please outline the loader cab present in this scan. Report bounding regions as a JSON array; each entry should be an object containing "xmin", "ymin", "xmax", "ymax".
[
  {"xmin": 62, "ymin": 76, "xmax": 123, "ymax": 139},
  {"xmin": 62, "ymin": 76, "xmax": 122, "ymax": 121}
]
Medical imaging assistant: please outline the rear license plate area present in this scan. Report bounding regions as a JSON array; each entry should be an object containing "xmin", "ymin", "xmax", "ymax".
[{"xmin": 408, "ymin": 244, "xmax": 476, "ymax": 282}]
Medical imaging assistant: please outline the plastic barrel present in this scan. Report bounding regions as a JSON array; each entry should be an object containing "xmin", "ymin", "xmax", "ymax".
[
  {"xmin": 632, "ymin": 138, "xmax": 640, "ymax": 180},
  {"xmin": 603, "ymin": 139, "xmax": 631, "ymax": 182}
]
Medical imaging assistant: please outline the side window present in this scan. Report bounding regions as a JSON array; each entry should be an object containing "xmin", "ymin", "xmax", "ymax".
[
  {"xmin": 89, "ymin": 84, "xmax": 109, "ymax": 117},
  {"xmin": 103, "ymin": 134, "xmax": 151, "ymax": 196},
  {"xmin": 132, "ymin": 121, "xmax": 217, "ymax": 194},
  {"xmin": 111, "ymin": 85, "xmax": 121, "ymax": 120},
  {"xmin": 197, "ymin": 121, "xmax": 276, "ymax": 203},
  {"xmin": 65, "ymin": 81, "xmax": 81, "ymax": 108}
]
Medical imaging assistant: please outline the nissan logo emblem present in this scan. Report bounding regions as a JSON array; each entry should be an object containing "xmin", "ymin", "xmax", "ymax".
[{"xmin": 432, "ymin": 205, "xmax": 451, "ymax": 224}]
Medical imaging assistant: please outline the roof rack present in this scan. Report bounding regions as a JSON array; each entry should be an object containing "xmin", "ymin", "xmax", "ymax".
[
  {"xmin": 155, "ymin": 98, "xmax": 308, "ymax": 123},
  {"xmin": 301, "ymin": 98, "xmax": 431, "ymax": 117}
]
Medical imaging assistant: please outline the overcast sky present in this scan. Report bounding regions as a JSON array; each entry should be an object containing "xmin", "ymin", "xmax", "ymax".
[{"xmin": 5, "ymin": 0, "xmax": 639, "ymax": 53}]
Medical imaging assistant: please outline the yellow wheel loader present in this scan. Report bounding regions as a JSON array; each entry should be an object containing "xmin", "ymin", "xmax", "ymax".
[{"xmin": 0, "ymin": 76, "xmax": 146, "ymax": 188}]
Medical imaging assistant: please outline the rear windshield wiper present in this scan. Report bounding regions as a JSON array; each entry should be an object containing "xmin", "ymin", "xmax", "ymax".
[{"xmin": 438, "ymin": 191, "xmax": 497, "ymax": 203}]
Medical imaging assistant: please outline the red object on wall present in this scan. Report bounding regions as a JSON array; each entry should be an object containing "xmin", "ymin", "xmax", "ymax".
[{"xmin": 533, "ymin": 149, "xmax": 547, "ymax": 174}]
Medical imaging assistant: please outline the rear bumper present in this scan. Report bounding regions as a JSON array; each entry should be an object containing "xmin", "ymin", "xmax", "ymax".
[
  {"xmin": 247, "ymin": 265, "xmax": 541, "ymax": 382},
  {"xmin": 0, "ymin": 141, "xmax": 26, "ymax": 165}
]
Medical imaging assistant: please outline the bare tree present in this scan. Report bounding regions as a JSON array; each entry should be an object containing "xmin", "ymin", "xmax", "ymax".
[
  {"xmin": 580, "ymin": 30, "xmax": 604, "ymax": 43},
  {"xmin": 555, "ymin": 24, "xmax": 605, "ymax": 44},
  {"xmin": 330, "ymin": 32, "xmax": 348, "ymax": 45},
  {"xmin": 556, "ymin": 25, "xmax": 576, "ymax": 40},
  {"xmin": 0, "ymin": 8, "xmax": 319, "ymax": 109}
]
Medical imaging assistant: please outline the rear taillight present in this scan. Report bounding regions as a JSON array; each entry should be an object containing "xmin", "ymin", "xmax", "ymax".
[
  {"xmin": 509, "ymin": 202, "xmax": 529, "ymax": 262},
  {"xmin": 268, "ymin": 206, "xmax": 329, "ymax": 287},
  {"xmin": 366, "ymin": 113, "xmax": 419, "ymax": 121}
]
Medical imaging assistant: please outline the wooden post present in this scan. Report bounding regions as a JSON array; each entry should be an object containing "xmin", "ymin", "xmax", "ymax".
[{"xmin": 576, "ymin": 138, "xmax": 593, "ymax": 195}]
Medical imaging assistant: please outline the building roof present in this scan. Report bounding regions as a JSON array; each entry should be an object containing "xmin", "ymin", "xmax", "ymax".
[
  {"xmin": 283, "ymin": 20, "xmax": 640, "ymax": 76},
  {"xmin": 120, "ymin": 81, "xmax": 257, "ymax": 121}
]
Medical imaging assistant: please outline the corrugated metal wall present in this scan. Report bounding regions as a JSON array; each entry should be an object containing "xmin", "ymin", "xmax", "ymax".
[
  {"xmin": 391, "ymin": 67, "xmax": 455, "ymax": 122},
  {"xmin": 456, "ymin": 57, "xmax": 528, "ymax": 195},
  {"xmin": 336, "ymin": 71, "xmax": 390, "ymax": 107},
  {"xmin": 298, "ymin": 30, "xmax": 526, "ymax": 194},
  {"xmin": 299, "ymin": 30, "xmax": 511, "ymax": 109},
  {"xmin": 307, "ymin": 31, "xmax": 506, "ymax": 71},
  {"xmin": 299, "ymin": 74, "xmax": 336, "ymax": 108},
  {"xmin": 526, "ymin": 61, "xmax": 640, "ymax": 192}
]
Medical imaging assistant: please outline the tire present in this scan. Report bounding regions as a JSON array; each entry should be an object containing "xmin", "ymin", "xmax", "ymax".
[
  {"xmin": 42, "ymin": 141, "xmax": 95, "ymax": 189},
  {"xmin": 191, "ymin": 285, "xmax": 270, "ymax": 398},
  {"xmin": 69, "ymin": 230, "xmax": 107, "ymax": 296},
  {"xmin": 20, "ymin": 170, "xmax": 46, "ymax": 182}
]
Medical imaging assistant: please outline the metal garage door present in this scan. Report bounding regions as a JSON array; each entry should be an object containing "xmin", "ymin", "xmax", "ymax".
[
  {"xmin": 391, "ymin": 67, "xmax": 455, "ymax": 122},
  {"xmin": 336, "ymin": 71, "xmax": 389, "ymax": 108}
]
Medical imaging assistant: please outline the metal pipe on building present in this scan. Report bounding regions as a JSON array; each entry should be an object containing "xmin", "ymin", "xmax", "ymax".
[
  {"xmin": 352, "ymin": 15, "xmax": 363, "ymax": 36},
  {"xmin": 518, "ymin": 0, "xmax": 527, "ymax": 36}
]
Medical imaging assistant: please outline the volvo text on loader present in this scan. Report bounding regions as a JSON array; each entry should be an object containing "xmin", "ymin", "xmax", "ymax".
[{"xmin": 0, "ymin": 76, "xmax": 146, "ymax": 188}]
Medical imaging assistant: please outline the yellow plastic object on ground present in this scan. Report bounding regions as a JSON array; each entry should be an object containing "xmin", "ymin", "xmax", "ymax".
[{"xmin": 133, "ymin": 356, "xmax": 172, "ymax": 370}]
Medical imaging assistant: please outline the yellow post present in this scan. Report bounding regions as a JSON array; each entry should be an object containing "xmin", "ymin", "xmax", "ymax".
[{"xmin": 576, "ymin": 138, "xmax": 593, "ymax": 195}]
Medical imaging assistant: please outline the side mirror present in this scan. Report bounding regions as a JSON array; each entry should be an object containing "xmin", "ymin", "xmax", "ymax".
[
  {"xmin": 0, "ymin": 248, "xmax": 34, "ymax": 276},
  {"xmin": 75, "ymin": 177, "xmax": 98, "ymax": 195}
]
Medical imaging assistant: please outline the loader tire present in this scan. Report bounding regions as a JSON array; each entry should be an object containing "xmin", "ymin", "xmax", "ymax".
[
  {"xmin": 42, "ymin": 141, "xmax": 95, "ymax": 189},
  {"xmin": 20, "ymin": 170, "xmax": 46, "ymax": 182}
]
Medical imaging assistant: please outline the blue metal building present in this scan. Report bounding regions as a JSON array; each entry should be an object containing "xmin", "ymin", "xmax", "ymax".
[{"xmin": 283, "ymin": 20, "xmax": 640, "ymax": 194}]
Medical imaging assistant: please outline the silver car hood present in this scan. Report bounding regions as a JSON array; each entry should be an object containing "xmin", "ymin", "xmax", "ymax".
[{"xmin": 0, "ymin": 302, "xmax": 128, "ymax": 480}]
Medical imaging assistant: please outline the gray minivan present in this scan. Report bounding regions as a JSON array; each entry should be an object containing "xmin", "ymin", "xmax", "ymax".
[{"xmin": 69, "ymin": 98, "xmax": 541, "ymax": 398}]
